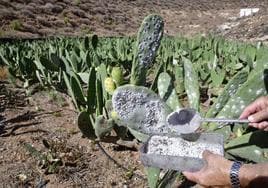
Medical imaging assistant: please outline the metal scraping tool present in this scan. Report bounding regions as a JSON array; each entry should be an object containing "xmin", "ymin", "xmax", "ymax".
[{"xmin": 166, "ymin": 108, "xmax": 249, "ymax": 134}]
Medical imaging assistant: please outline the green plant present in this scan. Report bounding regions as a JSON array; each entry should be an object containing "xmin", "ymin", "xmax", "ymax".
[
  {"xmin": 112, "ymin": 85, "xmax": 172, "ymax": 135},
  {"xmin": 157, "ymin": 72, "xmax": 181, "ymax": 110},
  {"xmin": 130, "ymin": 14, "xmax": 164, "ymax": 86},
  {"xmin": 0, "ymin": 29, "xmax": 5, "ymax": 37},
  {"xmin": 10, "ymin": 20, "xmax": 22, "ymax": 30},
  {"xmin": 64, "ymin": 16, "xmax": 69, "ymax": 25},
  {"xmin": 1, "ymin": 14, "xmax": 268, "ymax": 187},
  {"xmin": 74, "ymin": 0, "xmax": 80, "ymax": 5}
]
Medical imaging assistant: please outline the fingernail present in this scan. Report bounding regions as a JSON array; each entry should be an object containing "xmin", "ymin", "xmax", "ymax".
[{"xmin": 248, "ymin": 116, "xmax": 254, "ymax": 122}]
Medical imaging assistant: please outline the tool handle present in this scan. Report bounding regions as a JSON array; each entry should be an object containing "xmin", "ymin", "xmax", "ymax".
[{"xmin": 202, "ymin": 118, "xmax": 249, "ymax": 123}]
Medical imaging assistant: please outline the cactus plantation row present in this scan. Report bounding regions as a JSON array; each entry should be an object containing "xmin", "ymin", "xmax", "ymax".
[{"xmin": 1, "ymin": 14, "xmax": 268, "ymax": 187}]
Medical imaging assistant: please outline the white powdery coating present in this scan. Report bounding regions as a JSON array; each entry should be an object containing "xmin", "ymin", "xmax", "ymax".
[
  {"xmin": 113, "ymin": 90, "xmax": 148, "ymax": 120},
  {"xmin": 147, "ymin": 135, "xmax": 222, "ymax": 158},
  {"xmin": 112, "ymin": 88, "xmax": 169, "ymax": 133}
]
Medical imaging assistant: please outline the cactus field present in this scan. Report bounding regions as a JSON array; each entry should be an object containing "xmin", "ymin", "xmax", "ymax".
[{"xmin": 1, "ymin": 1, "xmax": 268, "ymax": 187}]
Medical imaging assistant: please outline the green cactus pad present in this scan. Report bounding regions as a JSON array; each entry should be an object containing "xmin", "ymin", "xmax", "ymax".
[
  {"xmin": 183, "ymin": 57, "xmax": 200, "ymax": 110},
  {"xmin": 104, "ymin": 77, "xmax": 116, "ymax": 95},
  {"xmin": 157, "ymin": 72, "xmax": 181, "ymax": 110},
  {"xmin": 206, "ymin": 70, "xmax": 248, "ymax": 118},
  {"xmin": 111, "ymin": 66, "xmax": 123, "ymax": 86},
  {"xmin": 130, "ymin": 14, "xmax": 164, "ymax": 86},
  {"xmin": 128, "ymin": 127, "xmax": 149, "ymax": 142},
  {"xmin": 225, "ymin": 130, "xmax": 268, "ymax": 163},
  {"xmin": 112, "ymin": 85, "xmax": 172, "ymax": 135},
  {"xmin": 136, "ymin": 15, "xmax": 164, "ymax": 68},
  {"xmin": 208, "ymin": 69, "xmax": 268, "ymax": 131},
  {"xmin": 216, "ymin": 69, "xmax": 268, "ymax": 120},
  {"xmin": 77, "ymin": 111, "xmax": 96, "ymax": 139},
  {"xmin": 94, "ymin": 115, "xmax": 114, "ymax": 138},
  {"xmin": 174, "ymin": 64, "xmax": 185, "ymax": 94}
]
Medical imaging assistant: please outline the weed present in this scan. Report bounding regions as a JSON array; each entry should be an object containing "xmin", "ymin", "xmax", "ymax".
[
  {"xmin": 10, "ymin": 20, "xmax": 22, "ymax": 31},
  {"xmin": 24, "ymin": 139, "xmax": 83, "ymax": 175},
  {"xmin": 0, "ymin": 29, "xmax": 5, "ymax": 37},
  {"xmin": 124, "ymin": 167, "xmax": 136, "ymax": 180},
  {"xmin": 81, "ymin": 26, "xmax": 93, "ymax": 35},
  {"xmin": 0, "ymin": 66, "xmax": 8, "ymax": 80},
  {"xmin": 64, "ymin": 16, "xmax": 69, "ymax": 25},
  {"xmin": 47, "ymin": 90, "xmax": 66, "ymax": 107},
  {"xmin": 74, "ymin": 0, "xmax": 80, "ymax": 6},
  {"xmin": 68, "ymin": 127, "xmax": 79, "ymax": 135},
  {"xmin": 53, "ymin": 111, "xmax": 62, "ymax": 117}
]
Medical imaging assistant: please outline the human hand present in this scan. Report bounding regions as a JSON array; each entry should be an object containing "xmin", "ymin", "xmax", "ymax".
[
  {"xmin": 182, "ymin": 150, "xmax": 232, "ymax": 187},
  {"xmin": 239, "ymin": 96, "xmax": 268, "ymax": 131}
]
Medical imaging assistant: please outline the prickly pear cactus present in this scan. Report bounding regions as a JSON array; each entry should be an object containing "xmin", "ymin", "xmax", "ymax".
[
  {"xmin": 174, "ymin": 64, "xmax": 185, "ymax": 94},
  {"xmin": 183, "ymin": 57, "xmax": 200, "ymax": 110},
  {"xmin": 94, "ymin": 115, "xmax": 114, "ymax": 138},
  {"xmin": 225, "ymin": 130, "xmax": 268, "ymax": 163},
  {"xmin": 209, "ymin": 69, "xmax": 268, "ymax": 130},
  {"xmin": 104, "ymin": 77, "xmax": 116, "ymax": 95},
  {"xmin": 157, "ymin": 72, "xmax": 181, "ymax": 110},
  {"xmin": 206, "ymin": 70, "xmax": 248, "ymax": 118},
  {"xmin": 77, "ymin": 112, "xmax": 96, "ymax": 139},
  {"xmin": 111, "ymin": 66, "xmax": 123, "ymax": 86},
  {"xmin": 130, "ymin": 14, "xmax": 164, "ymax": 86},
  {"xmin": 112, "ymin": 85, "xmax": 172, "ymax": 135}
]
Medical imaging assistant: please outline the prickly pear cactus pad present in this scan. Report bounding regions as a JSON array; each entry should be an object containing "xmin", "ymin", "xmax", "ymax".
[
  {"xmin": 216, "ymin": 70, "xmax": 268, "ymax": 120},
  {"xmin": 206, "ymin": 70, "xmax": 248, "ymax": 118},
  {"xmin": 112, "ymin": 85, "xmax": 172, "ymax": 134},
  {"xmin": 136, "ymin": 15, "xmax": 163, "ymax": 68},
  {"xmin": 147, "ymin": 135, "xmax": 223, "ymax": 158},
  {"xmin": 130, "ymin": 14, "xmax": 164, "ymax": 86}
]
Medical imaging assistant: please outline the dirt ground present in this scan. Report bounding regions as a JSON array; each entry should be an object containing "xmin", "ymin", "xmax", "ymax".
[
  {"xmin": 0, "ymin": 81, "xmax": 147, "ymax": 188},
  {"xmin": 1, "ymin": 1, "xmax": 268, "ymax": 188},
  {"xmin": 0, "ymin": 0, "xmax": 268, "ymax": 40}
]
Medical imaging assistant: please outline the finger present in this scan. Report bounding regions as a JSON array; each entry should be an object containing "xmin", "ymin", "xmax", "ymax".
[
  {"xmin": 257, "ymin": 121, "xmax": 268, "ymax": 130},
  {"xmin": 248, "ymin": 109, "xmax": 268, "ymax": 123},
  {"xmin": 264, "ymin": 127, "xmax": 268, "ymax": 131},
  {"xmin": 239, "ymin": 97, "xmax": 268, "ymax": 119},
  {"xmin": 249, "ymin": 122, "xmax": 259, "ymax": 128},
  {"xmin": 239, "ymin": 102, "xmax": 259, "ymax": 119},
  {"xmin": 182, "ymin": 171, "xmax": 200, "ymax": 183}
]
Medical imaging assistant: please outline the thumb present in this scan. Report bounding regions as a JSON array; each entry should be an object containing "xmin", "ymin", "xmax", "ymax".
[{"xmin": 248, "ymin": 109, "xmax": 268, "ymax": 123}]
